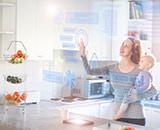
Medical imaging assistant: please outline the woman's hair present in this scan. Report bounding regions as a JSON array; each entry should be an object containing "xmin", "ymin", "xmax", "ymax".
[{"xmin": 128, "ymin": 37, "xmax": 144, "ymax": 64}]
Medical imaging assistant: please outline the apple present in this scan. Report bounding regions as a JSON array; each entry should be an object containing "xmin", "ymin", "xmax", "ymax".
[
  {"xmin": 13, "ymin": 58, "xmax": 19, "ymax": 63},
  {"xmin": 19, "ymin": 57, "xmax": 24, "ymax": 63}
]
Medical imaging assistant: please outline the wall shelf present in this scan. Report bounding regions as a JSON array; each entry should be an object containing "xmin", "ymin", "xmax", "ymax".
[
  {"xmin": 0, "ymin": 3, "xmax": 15, "ymax": 6},
  {"xmin": 0, "ymin": 31, "xmax": 15, "ymax": 34}
]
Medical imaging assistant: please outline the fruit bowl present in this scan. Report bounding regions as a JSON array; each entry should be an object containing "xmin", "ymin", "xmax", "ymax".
[
  {"xmin": 3, "ymin": 41, "xmax": 28, "ymax": 64},
  {"xmin": 4, "ymin": 74, "xmax": 27, "ymax": 84},
  {"xmin": 3, "ymin": 50, "xmax": 28, "ymax": 64},
  {"xmin": 5, "ymin": 91, "xmax": 27, "ymax": 105}
]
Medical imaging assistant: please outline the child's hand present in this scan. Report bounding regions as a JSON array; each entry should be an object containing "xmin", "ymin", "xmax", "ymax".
[{"xmin": 113, "ymin": 112, "xmax": 122, "ymax": 120}]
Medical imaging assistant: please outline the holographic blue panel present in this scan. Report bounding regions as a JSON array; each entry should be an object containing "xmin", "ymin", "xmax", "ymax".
[
  {"xmin": 65, "ymin": 13, "xmax": 98, "ymax": 24},
  {"xmin": 43, "ymin": 70, "xmax": 63, "ymax": 84}
]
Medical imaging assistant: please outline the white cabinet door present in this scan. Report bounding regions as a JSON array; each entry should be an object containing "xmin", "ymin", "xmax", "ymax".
[
  {"xmin": 0, "ymin": 1, "xmax": 16, "ymax": 58},
  {"xmin": 143, "ymin": 106, "xmax": 151, "ymax": 127},
  {"xmin": 17, "ymin": 0, "xmax": 37, "ymax": 60},
  {"xmin": 99, "ymin": 102, "xmax": 113, "ymax": 120},
  {"xmin": 68, "ymin": 104, "xmax": 99, "ymax": 117},
  {"xmin": 151, "ymin": 108, "xmax": 160, "ymax": 129}
]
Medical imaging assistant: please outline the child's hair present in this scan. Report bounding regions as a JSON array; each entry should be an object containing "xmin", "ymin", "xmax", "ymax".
[{"xmin": 144, "ymin": 53, "xmax": 157, "ymax": 69}]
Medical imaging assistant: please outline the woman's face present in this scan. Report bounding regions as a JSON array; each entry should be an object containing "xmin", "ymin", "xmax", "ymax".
[{"xmin": 119, "ymin": 39, "xmax": 133, "ymax": 57}]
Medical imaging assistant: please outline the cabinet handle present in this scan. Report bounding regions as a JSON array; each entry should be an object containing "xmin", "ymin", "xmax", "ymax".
[{"xmin": 153, "ymin": 110, "xmax": 160, "ymax": 113}]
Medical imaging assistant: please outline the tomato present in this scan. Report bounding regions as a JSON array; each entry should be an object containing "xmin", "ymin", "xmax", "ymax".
[
  {"xmin": 123, "ymin": 126, "xmax": 136, "ymax": 130},
  {"xmin": 11, "ymin": 94, "xmax": 17, "ymax": 100},
  {"xmin": 16, "ymin": 96, "xmax": 22, "ymax": 103},
  {"xmin": 17, "ymin": 50, "xmax": 22, "ymax": 55},
  {"xmin": 14, "ymin": 54, "xmax": 19, "ymax": 58},
  {"xmin": 22, "ymin": 54, "xmax": 27, "ymax": 59},
  {"xmin": 5, "ymin": 94, "xmax": 12, "ymax": 100},
  {"xmin": 13, "ymin": 91, "xmax": 20, "ymax": 97},
  {"xmin": 20, "ymin": 93, "xmax": 27, "ymax": 100}
]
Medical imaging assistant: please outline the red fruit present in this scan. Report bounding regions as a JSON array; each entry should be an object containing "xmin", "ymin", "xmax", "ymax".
[
  {"xmin": 11, "ymin": 94, "xmax": 17, "ymax": 100},
  {"xmin": 13, "ymin": 91, "xmax": 20, "ymax": 97},
  {"xmin": 20, "ymin": 93, "xmax": 27, "ymax": 100},
  {"xmin": 14, "ymin": 54, "xmax": 19, "ymax": 58},
  {"xmin": 22, "ymin": 54, "xmax": 27, "ymax": 59},
  {"xmin": 5, "ymin": 94, "xmax": 12, "ymax": 100},
  {"xmin": 17, "ymin": 50, "xmax": 22, "ymax": 55},
  {"xmin": 16, "ymin": 96, "xmax": 22, "ymax": 103}
]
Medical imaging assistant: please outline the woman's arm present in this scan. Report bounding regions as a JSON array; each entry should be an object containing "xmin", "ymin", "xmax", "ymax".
[
  {"xmin": 79, "ymin": 38, "xmax": 109, "ymax": 75},
  {"xmin": 81, "ymin": 56, "xmax": 109, "ymax": 75}
]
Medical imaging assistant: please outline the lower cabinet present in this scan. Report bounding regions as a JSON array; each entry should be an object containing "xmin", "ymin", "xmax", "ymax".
[
  {"xmin": 99, "ymin": 102, "xmax": 113, "ymax": 120},
  {"xmin": 144, "ymin": 106, "xmax": 160, "ymax": 129},
  {"xmin": 68, "ymin": 101, "xmax": 113, "ymax": 119},
  {"xmin": 150, "ymin": 108, "xmax": 160, "ymax": 129},
  {"xmin": 68, "ymin": 104, "xmax": 99, "ymax": 117},
  {"xmin": 66, "ymin": 101, "xmax": 160, "ymax": 129},
  {"xmin": 143, "ymin": 106, "xmax": 151, "ymax": 127}
]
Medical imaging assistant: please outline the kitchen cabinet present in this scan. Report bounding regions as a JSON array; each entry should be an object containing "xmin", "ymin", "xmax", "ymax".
[
  {"xmin": 143, "ymin": 106, "xmax": 151, "ymax": 127},
  {"xmin": 17, "ymin": 0, "xmax": 57, "ymax": 60},
  {"xmin": 63, "ymin": 100, "xmax": 114, "ymax": 119},
  {"xmin": 99, "ymin": 102, "xmax": 113, "ymax": 120},
  {"xmin": 110, "ymin": 1, "xmax": 128, "ymax": 60},
  {"xmin": 144, "ymin": 105, "xmax": 160, "ymax": 129},
  {"xmin": 150, "ymin": 107, "xmax": 160, "ymax": 129},
  {"xmin": 0, "ymin": 0, "xmax": 16, "ymax": 59},
  {"xmin": 68, "ymin": 104, "xmax": 99, "ymax": 117},
  {"xmin": 16, "ymin": 0, "xmax": 37, "ymax": 60}
]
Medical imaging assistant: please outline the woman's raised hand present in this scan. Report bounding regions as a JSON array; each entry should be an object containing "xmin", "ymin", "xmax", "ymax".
[{"xmin": 79, "ymin": 38, "xmax": 86, "ymax": 57}]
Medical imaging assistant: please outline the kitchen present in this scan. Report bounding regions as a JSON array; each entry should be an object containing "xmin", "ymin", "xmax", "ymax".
[{"xmin": 0, "ymin": 0, "xmax": 160, "ymax": 130}]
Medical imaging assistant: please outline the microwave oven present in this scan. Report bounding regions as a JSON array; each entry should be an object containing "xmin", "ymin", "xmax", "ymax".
[{"xmin": 71, "ymin": 78, "xmax": 109, "ymax": 99}]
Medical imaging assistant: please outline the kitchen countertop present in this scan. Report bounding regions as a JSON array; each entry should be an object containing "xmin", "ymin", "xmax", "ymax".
[
  {"xmin": 50, "ymin": 96, "xmax": 160, "ymax": 109},
  {"xmin": 142, "ymin": 99, "xmax": 160, "ymax": 108},
  {"xmin": 50, "ymin": 97, "xmax": 114, "ymax": 108},
  {"xmin": 0, "ymin": 100, "xmax": 157, "ymax": 130}
]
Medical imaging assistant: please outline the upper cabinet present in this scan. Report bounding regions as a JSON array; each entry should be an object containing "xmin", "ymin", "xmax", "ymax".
[
  {"xmin": 16, "ymin": 0, "xmax": 37, "ymax": 60},
  {"xmin": 16, "ymin": 0, "xmax": 159, "ymax": 61},
  {"xmin": 16, "ymin": 0, "xmax": 115, "ymax": 61},
  {"xmin": 128, "ymin": 1, "xmax": 153, "ymax": 53},
  {"xmin": 0, "ymin": 0, "xmax": 16, "ymax": 59}
]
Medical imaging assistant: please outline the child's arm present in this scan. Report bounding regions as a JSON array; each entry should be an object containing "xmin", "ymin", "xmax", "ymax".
[
  {"xmin": 113, "ymin": 88, "xmax": 137, "ymax": 120},
  {"xmin": 136, "ymin": 71, "xmax": 157, "ymax": 99},
  {"xmin": 135, "ymin": 71, "xmax": 151, "ymax": 93},
  {"xmin": 113, "ymin": 103, "xmax": 128, "ymax": 120}
]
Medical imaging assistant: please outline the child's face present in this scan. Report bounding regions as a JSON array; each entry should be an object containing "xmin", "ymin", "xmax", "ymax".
[{"xmin": 139, "ymin": 56, "xmax": 152, "ymax": 71}]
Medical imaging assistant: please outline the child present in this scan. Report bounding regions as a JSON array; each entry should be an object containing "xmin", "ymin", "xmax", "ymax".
[{"xmin": 114, "ymin": 53, "xmax": 157, "ymax": 120}]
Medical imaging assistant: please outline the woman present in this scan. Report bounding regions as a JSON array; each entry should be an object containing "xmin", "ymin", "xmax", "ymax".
[{"xmin": 79, "ymin": 37, "xmax": 145, "ymax": 126}]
